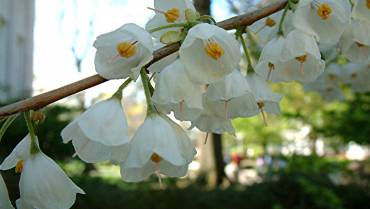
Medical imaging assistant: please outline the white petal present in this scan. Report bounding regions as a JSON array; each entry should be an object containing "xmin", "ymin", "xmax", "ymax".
[
  {"xmin": 0, "ymin": 135, "xmax": 33, "ymax": 170},
  {"xmin": 0, "ymin": 173, "xmax": 14, "ymax": 209}
]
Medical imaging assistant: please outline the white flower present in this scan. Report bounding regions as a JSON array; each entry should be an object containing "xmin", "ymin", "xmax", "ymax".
[
  {"xmin": 292, "ymin": 0, "xmax": 351, "ymax": 45},
  {"xmin": 146, "ymin": 0, "xmax": 196, "ymax": 38},
  {"xmin": 304, "ymin": 64, "xmax": 344, "ymax": 101},
  {"xmin": 61, "ymin": 98, "xmax": 130, "ymax": 164},
  {"xmin": 0, "ymin": 135, "xmax": 85, "ymax": 209},
  {"xmin": 341, "ymin": 63, "xmax": 370, "ymax": 93},
  {"xmin": 340, "ymin": 19, "xmax": 370, "ymax": 64},
  {"xmin": 94, "ymin": 23, "xmax": 154, "ymax": 80},
  {"xmin": 179, "ymin": 23, "xmax": 241, "ymax": 84},
  {"xmin": 246, "ymin": 74, "xmax": 282, "ymax": 115},
  {"xmin": 205, "ymin": 70, "xmax": 259, "ymax": 119},
  {"xmin": 120, "ymin": 114, "xmax": 196, "ymax": 182},
  {"xmin": 255, "ymin": 29, "xmax": 325, "ymax": 83},
  {"xmin": 352, "ymin": 0, "xmax": 370, "ymax": 21},
  {"xmin": 0, "ymin": 173, "xmax": 14, "ymax": 209}
]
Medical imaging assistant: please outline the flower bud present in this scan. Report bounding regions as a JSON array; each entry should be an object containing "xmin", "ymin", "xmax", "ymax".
[{"xmin": 31, "ymin": 111, "xmax": 45, "ymax": 122}]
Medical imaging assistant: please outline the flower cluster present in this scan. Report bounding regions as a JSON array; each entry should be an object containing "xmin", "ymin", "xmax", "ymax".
[{"xmin": 1, "ymin": 0, "xmax": 370, "ymax": 208}]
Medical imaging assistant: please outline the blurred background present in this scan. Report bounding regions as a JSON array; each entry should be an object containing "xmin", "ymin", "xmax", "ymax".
[{"xmin": 0, "ymin": 0, "xmax": 369, "ymax": 208}]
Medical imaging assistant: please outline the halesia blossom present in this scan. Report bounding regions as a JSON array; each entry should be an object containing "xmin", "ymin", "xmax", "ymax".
[
  {"xmin": 255, "ymin": 29, "xmax": 325, "ymax": 83},
  {"xmin": 292, "ymin": 0, "xmax": 351, "ymax": 45},
  {"xmin": 341, "ymin": 63, "xmax": 370, "ymax": 93},
  {"xmin": 146, "ymin": 0, "xmax": 196, "ymax": 38},
  {"xmin": 304, "ymin": 64, "xmax": 344, "ymax": 101},
  {"xmin": 246, "ymin": 74, "xmax": 282, "ymax": 119},
  {"xmin": 179, "ymin": 23, "xmax": 241, "ymax": 84},
  {"xmin": 61, "ymin": 98, "xmax": 130, "ymax": 163},
  {"xmin": 0, "ymin": 135, "xmax": 85, "ymax": 209},
  {"xmin": 205, "ymin": 70, "xmax": 259, "ymax": 119},
  {"xmin": 352, "ymin": 0, "xmax": 370, "ymax": 21},
  {"xmin": 94, "ymin": 23, "xmax": 154, "ymax": 80},
  {"xmin": 340, "ymin": 19, "xmax": 370, "ymax": 64},
  {"xmin": 0, "ymin": 173, "xmax": 14, "ymax": 209},
  {"xmin": 121, "ymin": 114, "xmax": 196, "ymax": 182}
]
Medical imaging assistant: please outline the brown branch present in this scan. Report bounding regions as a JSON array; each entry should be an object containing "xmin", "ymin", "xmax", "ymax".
[{"xmin": 0, "ymin": 0, "xmax": 287, "ymax": 119}]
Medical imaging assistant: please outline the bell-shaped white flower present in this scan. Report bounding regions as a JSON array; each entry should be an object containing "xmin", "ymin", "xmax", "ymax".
[
  {"xmin": 120, "ymin": 114, "xmax": 196, "ymax": 182},
  {"xmin": 292, "ymin": 0, "xmax": 351, "ymax": 45},
  {"xmin": 94, "ymin": 23, "xmax": 154, "ymax": 80},
  {"xmin": 0, "ymin": 173, "xmax": 14, "ymax": 209},
  {"xmin": 179, "ymin": 23, "xmax": 241, "ymax": 84},
  {"xmin": 146, "ymin": 0, "xmax": 196, "ymax": 38},
  {"xmin": 341, "ymin": 63, "xmax": 370, "ymax": 93},
  {"xmin": 0, "ymin": 135, "xmax": 85, "ymax": 209},
  {"xmin": 340, "ymin": 19, "xmax": 370, "ymax": 64},
  {"xmin": 246, "ymin": 74, "xmax": 282, "ymax": 115},
  {"xmin": 352, "ymin": 0, "xmax": 370, "ymax": 21},
  {"xmin": 304, "ymin": 64, "xmax": 344, "ymax": 101},
  {"xmin": 61, "ymin": 98, "xmax": 130, "ymax": 163},
  {"xmin": 205, "ymin": 70, "xmax": 259, "ymax": 119},
  {"xmin": 255, "ymin": 29, "xmax": 325, "ymax": 83}
]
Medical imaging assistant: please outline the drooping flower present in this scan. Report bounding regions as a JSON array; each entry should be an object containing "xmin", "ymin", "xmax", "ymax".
[
  {"xmin": 340, "ymin": 19, "xmax": 370, "ymax": 64},
  {"xmin": 0, "ymin": 173, "xmax": 14, "ymax": 209},
  {"xmin": 94, "ymin": 23, "xmax": 154, "ymax": 80},
  {"xmin": 255, "ymin": 29, "xmax": 325, "ymax": 83},
  {"xmin": 292, "ymin": 0, "xmax": 351, "ymax": 45},
  {"xmin": 205, "ymin": 70, "xmax": 259, "ymax": 119},
  {"xmin": 120, "ymin": 114, "xmax": 196, "ymax": 182},
  {"xmin": 304, "ymin": 64, "xmax": 344, "ymax": 101},
  {"xmin": 179, "ymin": 23, "xmax": 241, "ymax": 84},
  {"xmin": 61, "ymin": 98, "xmax": 130, "ymax": 164},
  {"xmin": 146, "ymin": 0, "xmax": 196, "ymax": 38},
  {"xmin": 0, "ymin": 135, "xmax": 85, "ymax": 209},
  {"xmin": 246, "ymin": 74, "xmax": 282, "ymax": 116},
  {"xmin": 352, "ymin": 0, "xmax": 370, "ymax": 21},
  {"xmin": 152, "ymin": 59, "xmax": 204, "ymax": 121}
]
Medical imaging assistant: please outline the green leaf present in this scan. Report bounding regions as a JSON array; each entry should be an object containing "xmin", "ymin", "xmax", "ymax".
[{"xmin": 0, "ymin": 114, "xmax": 19, "ymax": 143}]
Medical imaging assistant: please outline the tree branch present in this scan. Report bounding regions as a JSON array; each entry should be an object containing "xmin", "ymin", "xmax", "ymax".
[{"xmin": 0, "ymin": 0, "xmax": 287, "ymax": 119}]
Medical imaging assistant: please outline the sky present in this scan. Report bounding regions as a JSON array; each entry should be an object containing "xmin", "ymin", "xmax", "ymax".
[{"xmin": 32, "ymin": 0, "xmax": 234, "ymax": 105}]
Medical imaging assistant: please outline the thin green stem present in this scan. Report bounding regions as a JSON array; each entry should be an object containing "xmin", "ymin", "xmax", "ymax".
[
  {"xmin": 24, "ymin": 111, "xmax": 40, "ymax": 155},
  {"xmin": 200, "ymin": 15, "xmax": 217, "ymax": 24},
  {"xmin": 149, "ymin": 23, "xmax": 188, "ymax": 33},
  {"xmin": 238, "ymin": 33, "xmax": 255, "ymax": 72},
  {"xmin": 112, "ymin": 78, "xmax": 133, "ymax": 100},
  {"xmin": 277, "ymin": 5, "xmax": 289, "ymax": 36},
  {"xmin": 140, "ymin": 68, "xmax": 156, "ymax": 116},
  {"xmin": 0, "ymin": 114, "xmax": 18, "ymax": 143}
]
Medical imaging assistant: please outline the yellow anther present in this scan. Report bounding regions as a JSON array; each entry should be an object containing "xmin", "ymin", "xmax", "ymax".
[
  {"xmin": 328, "ymin": 74, "xmax": 336, "ymax": 81},
  {"xmin": 257, "ymin": 102, "xmax": 265, "ymax": 109},
  {"xmin": 296, "ymin": 54, "xmax": 307, "ymax": 63},
  {"xmin": 317, "ymin": 3, "xmax": 332, "ymax": 20},
  {"xmin": 351, "ymin": 73, "xmax": 357, "ymax": 79},
  {"xmin": 32, "ymin": 111, "xmax": 45, "ymax": 122},
  {"xmin": 204, "ymin": 41, "xmax": 224, "ymax": 60},
  {"xmin": 265, "ymin": 17, "xmax": 276, "ymax": 27},
  {"xmin": 367, "ymin": 0, "xmax": 370, "ymax": 9},
  {"xmin": 15, "ymin": 160, "xmax": 24, "ymax": 174},
  {"xmin": 268, "ymin": 62, "xmax": 275, "ymax": 70},
  {"xmin": 165, "ymin": 8, "xmax": 180, "ymax": 23},
  {"xmin": 356, "ymin": 42, "xmax": 365, "ymax": 48},
  {"xmin": 116, "ymin": 41, "xmax": 137, "ymax": 58},
  {"xmin": 150, "ymin": 153, "xmax": 162, "ymax": 164}
]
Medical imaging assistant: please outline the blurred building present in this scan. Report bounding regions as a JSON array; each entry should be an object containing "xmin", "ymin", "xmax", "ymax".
[{"xmin": 0, "ymin": 0, "xmax": 34, "ymax": 102}]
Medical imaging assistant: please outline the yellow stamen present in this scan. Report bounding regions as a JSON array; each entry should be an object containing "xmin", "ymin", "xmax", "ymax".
[
  {"xmin": 328, "ymin": 74, "xmax": 336, "ymax": 81},
  {"xmin": 317, "ymin": 3, "xmax": 332, "ymax": 20},
  {"xmin": 257, "ymin": 102, "xmax": 268, "ymax": 126},
  {"xmin": 367, "ymin": 0, "xmax": 370, "ymax": 9},
  {"xmin": 296, "ymin": 54, "xmax": 308, "ymax": 75},
  {"xmin": 265, "ymin": 17, "xmax": 276, "ymax": 27},
  {"xmin": 116, "ymin": 41, "xmax": 137, "ymax": 58},
  {"xmin": 351, "ymin": 73, "xmax": 357, "ymax": 79},
  {"xmin": 15, "ymin": 160, "xmax": 24, "ymax": 173},
  {"xmin": 164, "ymin": 8, "xmax": 180, "ymax": 23},
  {"xmin": 204, "ymin": 41, "xmax": 224, "ymax": 60},
  {"xmin": 266, "ymin": 62, "xmax": 275, "ymax": 81},
  {"xmin": 356, "ymin": 42, "xmax": 365, "ymax": 48},
  {"xmin": 150, "ymin": 153, "xmax": 162, "ymax": 164}
]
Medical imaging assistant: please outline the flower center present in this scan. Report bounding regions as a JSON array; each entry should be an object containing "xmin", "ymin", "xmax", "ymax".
[
  {"xmin": 317, "ymin": 3, "xmax": 332, "ymax": 20},
  {"xmin": 204, "ymin": 40, "xmax": 224, "ymax": 60},
  {"xmin": 356, "ymin": 42, "xmax": 366, "ymax": 48},
  {"xmin": 116, "ymin": 41, "xmax": 137, "ymax": 58},
  {"xmin": 15, "ymin": 160, "xmax": 24, "ymax": 173},
  {"xmin": 150, "ymin": 153, "xmax": 162, "ymax": 164},
  {"xmin": 165, "ymin": 8, "xmax": 180, "ymax": 23},
  {"xmin": 266, "ymin": 62, "xmax": 275, "ymax": 81},
  {"xmin": 265, "ymin": 17, "xmax": 276, "ymax": 27},
  {"xmin": 296, "ymin": 54, "xmax": 308, "ymax": 75},
  {"xmin": 328, "ymin": 74, "xmax": 337, "ymax": 81},
  {"xmin": 367, "ymin": 0, "xmax": 370, "ymax": 9},
  {"xmin": 351, "ymin": 73, "xmax": 357, "ymax": 79}
]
